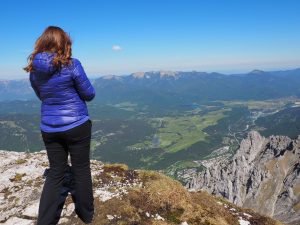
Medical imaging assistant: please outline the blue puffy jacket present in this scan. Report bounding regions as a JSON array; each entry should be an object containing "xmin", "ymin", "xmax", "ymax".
[{"xmin": 29, "ymin": 52, "xmax": 95, "ymax": 132}]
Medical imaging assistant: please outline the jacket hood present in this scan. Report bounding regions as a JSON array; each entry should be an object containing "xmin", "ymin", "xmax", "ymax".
[{"xmin": 32, "ymin": 52, "xmax": 57, "ymax": 74}]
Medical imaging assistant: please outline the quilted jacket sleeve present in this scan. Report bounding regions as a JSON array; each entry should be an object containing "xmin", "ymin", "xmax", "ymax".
[
  {"xmin": 29, "ymin": 73, "xmax": 42, "ymax": 101},
  {"xmin": 72, "ymin": 59, "xmax": 96, "ymax": 102}
]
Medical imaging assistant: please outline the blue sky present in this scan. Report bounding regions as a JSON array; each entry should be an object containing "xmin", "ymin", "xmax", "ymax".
[{"xmin": 0, "ymin": 0, "xmax": 299, "ymax": 79}]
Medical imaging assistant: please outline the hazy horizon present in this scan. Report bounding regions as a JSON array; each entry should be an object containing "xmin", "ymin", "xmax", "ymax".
[{"xmin": 2, "ymin": 66, "xmax": 300, "ymax": 81}]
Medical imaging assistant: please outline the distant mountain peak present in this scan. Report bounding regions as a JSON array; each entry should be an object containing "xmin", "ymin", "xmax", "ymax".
[
  {"xmin": 158, "ymin": 70, "xmax": 178, "ymax": 77},
  {"xmin": 132, "ymin": 72, "xmax": 145, "ymax": 78},
  {"xmin": 102, "ymin": 74, "xmax": 122, "ymax": 80},
  {"xmin": 131, "ymin": 70, "xmax": 179, "ymax": 79},
  {"xmin": 248, "ymin": 69, "xmax": 266, "ymax": 75}
]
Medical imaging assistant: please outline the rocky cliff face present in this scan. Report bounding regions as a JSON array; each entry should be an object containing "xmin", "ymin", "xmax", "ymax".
[
  {"xmin": 186, "ymin": 131, "xmax": 300, "ymax": 225},
  {"xmin": 0, "ymin": 149, "xmax": 282, "ymax": 225}
]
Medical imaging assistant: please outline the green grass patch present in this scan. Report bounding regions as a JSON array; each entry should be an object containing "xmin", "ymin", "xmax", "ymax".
[{"xmin": 153, "ymin": 109, "xmax": 230, "ymax": 153}]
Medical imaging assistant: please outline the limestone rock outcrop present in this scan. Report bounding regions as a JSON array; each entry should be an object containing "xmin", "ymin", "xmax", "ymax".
[
  {"xmin": 186, "ymin": 131, "xmax": 300, "ymax": 225},
  {"xmin": 0, "ymin": 149, "xmax": 282, "ymax": 225}
]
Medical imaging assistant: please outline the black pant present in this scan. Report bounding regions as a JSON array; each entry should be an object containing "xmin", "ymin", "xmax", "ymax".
[{"xmin": 37, "ymin": 120, "xmax": 94, "ymax": 225}]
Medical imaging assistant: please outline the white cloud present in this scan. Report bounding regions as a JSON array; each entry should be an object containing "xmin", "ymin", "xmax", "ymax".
[{"xmin": 112, "ymin": 45, "xmax": 122, "ymax": 51}]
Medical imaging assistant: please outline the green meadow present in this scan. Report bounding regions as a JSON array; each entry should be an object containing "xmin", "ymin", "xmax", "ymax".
[{"xmin": 129, "ymin": 108, "xmax": 230, "ymax": 153}]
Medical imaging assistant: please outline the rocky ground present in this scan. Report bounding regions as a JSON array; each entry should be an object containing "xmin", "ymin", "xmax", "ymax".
[
  {"xmin": 0, "ymin": 150, "xmax": 282, "ymax": 225},
  {"xmin": 186, "ymin": 131, "xmax": 300, "ymax": 225}
]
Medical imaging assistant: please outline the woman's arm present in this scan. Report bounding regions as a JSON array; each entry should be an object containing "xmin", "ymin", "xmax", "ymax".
[
  {"xmin": 72, "ymin": 59, "xmax": 96, "ymax": 101},
  {"xmin": 29, "ymin": 73, "xmax": 42, "ymax": 101}
]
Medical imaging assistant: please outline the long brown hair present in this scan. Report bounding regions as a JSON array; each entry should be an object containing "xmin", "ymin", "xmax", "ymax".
[{"xmin": 24, "ymin": 26, "xmax": 72, "ymax": 72}]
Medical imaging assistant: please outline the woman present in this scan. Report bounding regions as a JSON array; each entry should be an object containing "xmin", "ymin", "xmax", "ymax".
[{"xmin": 24, "ymin": 26, "xmax": 95, "ymax": 225}]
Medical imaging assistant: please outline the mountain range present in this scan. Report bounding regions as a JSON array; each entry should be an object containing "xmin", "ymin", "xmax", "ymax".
[{"xmin": 2, "ymin": 68, "xmax": 300, "ymax": 103}]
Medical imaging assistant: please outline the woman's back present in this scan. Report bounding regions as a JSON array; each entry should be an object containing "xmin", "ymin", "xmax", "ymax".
[{"xmin": 30, "ymin": 52, "xmax": 95, "ymax": 132}]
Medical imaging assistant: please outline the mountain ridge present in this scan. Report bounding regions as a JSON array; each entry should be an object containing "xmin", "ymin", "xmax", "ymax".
[
  {"xmin": 0, "ymin": 149, "xmax": 282, "ymax": 225},
  {"xmin": 186, "ymin": 131, "xmax": 300, "ymax": 225},
  {"xmin": 1, "ymin": 68, "xmax": 300, "ymax": 102}
]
